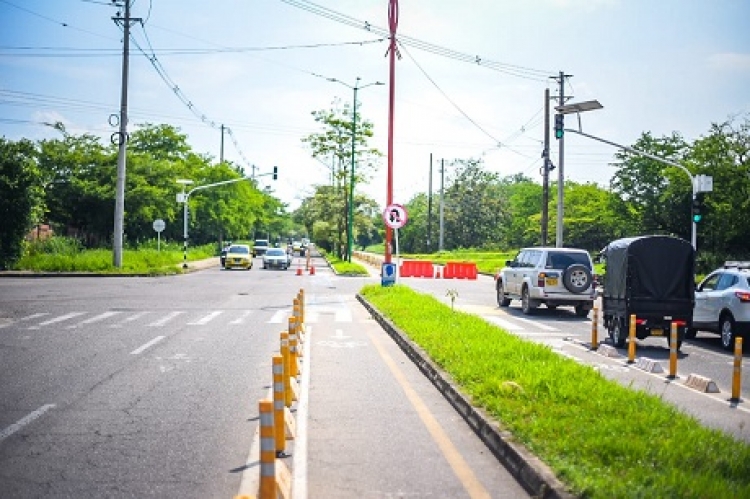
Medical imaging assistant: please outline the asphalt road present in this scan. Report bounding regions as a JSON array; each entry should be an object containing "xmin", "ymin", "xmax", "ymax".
[{"xmin": 0, "ymin": 256, "xmax": 530, "ymax": 498}]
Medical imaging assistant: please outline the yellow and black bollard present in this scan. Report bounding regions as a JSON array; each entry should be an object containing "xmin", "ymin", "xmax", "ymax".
[
  {"xmin": 590, "ymin": 307, "xmax": 599, "ymax": 350},
  {"xmin": 732, "ymin": 337, "xmax": 743, "ymax": 402},
  {"xmin": 627, "ymin": 314, "xmax": 637, "ymax": 363},
  {"xmin": 668, "ymin": 322, "xmax": 678, "ymax": 379}
]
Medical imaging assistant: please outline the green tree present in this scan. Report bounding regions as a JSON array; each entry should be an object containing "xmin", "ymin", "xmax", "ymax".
[
  {"xmin": 0, "ymin": 138, "xmax": 44, "ymax": 268},
  {"xmin": 301, "ymin": 100, "xmax": 382, "ymax": 256}
]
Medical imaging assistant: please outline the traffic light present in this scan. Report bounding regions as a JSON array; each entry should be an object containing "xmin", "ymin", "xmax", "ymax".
[
  {"xmin": 272, "ymin": 166, "xmax": 278, "ymax": 180},
  {"xmin": 692, "ymin": 193, "xmax": 705, "ymax": 223},
  {"xmin": 554, "ymin": 114, "xmax": 564, "ymax": 140}
]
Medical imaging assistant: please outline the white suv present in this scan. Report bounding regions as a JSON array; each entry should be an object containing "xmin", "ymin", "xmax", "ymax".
[
  {"xmin": 690, "ymin": 262, "xmax": 750, "ymax": 350},
  {"xmin": 495, "ymin": 247, "xmax": 596, "ymax": 317}
]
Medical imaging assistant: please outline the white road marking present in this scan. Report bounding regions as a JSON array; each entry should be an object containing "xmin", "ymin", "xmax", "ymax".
[
  {"xmin": 230, "ymin": 311, "xmax": 253, "ymax": 325},
  {"xmin": 293, "ymin": 324, "xmax": 311, "ymax": 499},
  {"xmin": 513, "ymin": 317, "xmax": 560, "ymax": 331},
  {"xmin": 268, "ymin": 309, "xmax": 288, "ymax": 324},
  {"xmin": 482, "ymin": 316, "xmax": 523, "ymax": 331},
  {"xmin": 0, "ymin": 404, "xmax": 56, "ymax": 442},
  {"xmin": 188, "ymin": 310, "xmax": 223, "ymax": 325},
  {"xmin": 146, "ymin": 311, "xmax": 184, "ymax": 327},
  {"xmin": 110, "ymin": 311, "xmax": 149, "ymax": 328},
  {"xmin": 66, "ymin": 311, "xmax": 122, "ymax": 329},
  {"xmin": 0, "ymin": 312, "xmax": 49, "ymax": 329},
  {"xmin": 130, "ymin": 335, "xmax": 165, "ymax": 355},
  {"xmin": 28, "ymin": 312, "xmax": 86, "ymax": 329}
]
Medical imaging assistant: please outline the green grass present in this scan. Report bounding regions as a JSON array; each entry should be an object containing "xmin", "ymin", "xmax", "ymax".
[
  {"xmin": 360, "ymin": 284, "xmax": 750, "ymax": 498},
  {"xmin": 326, "ymin": 253, "xmax": 370, "ymax": 276},
  {"xmin": 14, "ymin": 238, "xmax": 216, "ymax": 275}
]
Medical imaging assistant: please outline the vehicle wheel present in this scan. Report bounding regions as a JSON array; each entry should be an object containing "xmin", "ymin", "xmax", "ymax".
[
  {"xmin": 574, "ymin": 304, "xmax": 590, "ymax": 318},
  {"xmin": 563, "ymin": 264, "xmax": 593, "ymax": 294},
  {"xmin": 521, "ymin": 286, "xmax": 537, "ymax": 315},
  {"xmin": 684, "ymin": 328, "xmax": 697, "ymax": 340},
  {"xmin": 496, "ymin": 281, "xmax": 511, "ymax": 307},
  {"xmin": 611, "ymin": 318, "xmax": 627, "ymax": 348},
  {"xmin": 720, "ymin": 314, "xmax": 737, "ymax": 351}
]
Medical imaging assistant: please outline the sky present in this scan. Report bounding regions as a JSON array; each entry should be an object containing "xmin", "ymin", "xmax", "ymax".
[{"xmin": 1, "ymin": 0, "xmax": 749, "ymax": 214}]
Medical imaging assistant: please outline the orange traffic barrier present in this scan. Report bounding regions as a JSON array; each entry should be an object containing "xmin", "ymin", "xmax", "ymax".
[
  {"xmin": 442, "ymin": 261, "xmax": 478, "ymax": 280},
  {"xmin": 399, "ymin": 260, "xmax": 435, "ymax": 278}
]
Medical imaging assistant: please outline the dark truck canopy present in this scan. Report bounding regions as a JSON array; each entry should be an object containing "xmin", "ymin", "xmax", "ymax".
[{"xmin": 603, "ymin": 235, "xmax": 695, "ymax": 302}]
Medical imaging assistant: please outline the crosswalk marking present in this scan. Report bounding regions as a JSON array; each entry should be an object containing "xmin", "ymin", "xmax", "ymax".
[
  {"xmin": 147, "ymin": 311, "xmax": 185, "ymax": 327},
  {"xmin": 230, "ymin": 310, "xmax": 253, "ymax": 325},
  {"xmin": 28, "ymin": 312, "xmax": 86, "ymax": 329},
  {"xmin": 0, "ymin": 312, "xmax": 48, "ymax": 329},
  {"xmin": 188, "ymin": 310, "xmax": 224, "ymax": 325},
  {"xmin": 67, "ymin": 311, "xmax": 123, "ymax": 329},
  {"xmin": 110, "ymin": 311, "xmax": 150, "ymax": 328}
]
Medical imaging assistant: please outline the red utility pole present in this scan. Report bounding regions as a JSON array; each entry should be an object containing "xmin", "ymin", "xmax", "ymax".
[{"xmin": 385, "ymin": 0, "xmax": 398, "ymax": 264}]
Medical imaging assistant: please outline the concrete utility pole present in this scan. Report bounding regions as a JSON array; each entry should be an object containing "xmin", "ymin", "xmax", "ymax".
[
  {"xmin": 553, "ymin": 71, "xmax": 572, "ymax": 248},
  {"xmin": 427, "ymin": 153, "xmax": 433, "ymax": 251},
  {"xmin": 112, "ymin": 1, "xmax": 140, "ymax": 268},
  {"xmin": 220, "ymin": 124, "xmax": 225, "ymax": 164},
  {"xmin": 439, "ymin": 158, "xmax": 445, "ymax": 252},
  {"xmin": 541, "ymin": 88, "xmax": 551, "ymax": 246}
]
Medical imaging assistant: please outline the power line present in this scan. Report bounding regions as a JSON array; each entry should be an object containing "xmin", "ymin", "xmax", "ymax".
[{"xmin": 278, "ymin": 0, "xmax": 554, "ymax": 81}]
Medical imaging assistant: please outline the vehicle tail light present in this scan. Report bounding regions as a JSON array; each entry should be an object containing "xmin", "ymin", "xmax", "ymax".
[
  {"xmin": 636, "ymin": 318, "xmax": 647, "ymax": 326},
  {"xmin": 736, "ymin": 291, "xmax": 750, "ymax": 303},
  {"xmin": 671, "ymin": 320, "xmax": 687, "ymax": 327},
  {"xmin": 538, "ymin": 273, "xmax": 546, "ymax": 287}
]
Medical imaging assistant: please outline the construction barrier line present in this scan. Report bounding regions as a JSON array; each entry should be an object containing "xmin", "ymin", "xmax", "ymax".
[{"xmin": 272, "ymin": 355, "xmax": 286, "ymax": 456}]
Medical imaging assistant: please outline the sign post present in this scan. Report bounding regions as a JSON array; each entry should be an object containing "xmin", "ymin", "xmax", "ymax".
[
  {"xmin": 153, "ymin": 219, "xmax": 166, "ymax": 252},
  {"xmin": 382, "ymin": 203, "xmax": 407, "ymax": 287}
]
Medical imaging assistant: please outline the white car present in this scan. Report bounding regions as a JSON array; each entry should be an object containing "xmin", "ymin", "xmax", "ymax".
[
  {"xmin": 262, "ymin": 247, "xmax": 292, "ymax": 270},
  {"xmin": 690, "ymin": 262, "xmax": 750, "ymax": 350},
  {"xmin": 495, "ymin": 247, "xmax": 596, "ymax": 317}
]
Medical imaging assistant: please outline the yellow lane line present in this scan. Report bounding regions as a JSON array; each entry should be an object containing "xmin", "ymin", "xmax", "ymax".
[{"xmin": 368, "ymin": 331, "xmax": 492, "ymax": 499}]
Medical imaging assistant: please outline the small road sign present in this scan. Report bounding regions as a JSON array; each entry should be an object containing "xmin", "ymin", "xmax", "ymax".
[
  {"xmin": 153, "ymin": 219, "xmax": 166, "ymax": 232},
  {"xmin": 383, "ymin": 203, "xmax": 408, "ymax": 229}
]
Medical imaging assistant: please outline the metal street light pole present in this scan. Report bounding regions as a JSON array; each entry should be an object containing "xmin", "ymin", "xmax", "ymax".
[
  {"xmin": 563, "ymin": 128, "xmax": 698, "ymax": 249},
  {"xmin": 347, "ymin": 78, "xmax": 384, "ymax": 262},
  {"xmin": 554, "ymin": 99, "xmax": 603, "ymax": 247}
]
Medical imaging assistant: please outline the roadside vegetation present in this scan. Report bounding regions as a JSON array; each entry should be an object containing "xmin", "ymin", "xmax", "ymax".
[
  {"xmin": 360, "ymin": 284, "xmax": 750, "ymax": 498},
  {"xmin": 322, "ymin": 250, "xmax": 369, "ymax": 276},
  {"xmin": 13, "ymin": 237, "xmax": 215, "ymax": 275}
]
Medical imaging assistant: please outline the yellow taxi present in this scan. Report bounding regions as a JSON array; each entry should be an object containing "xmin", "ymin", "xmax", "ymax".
[{"xmin": 224, "ymin": 244, "xmax": 253, "ymax": 270}]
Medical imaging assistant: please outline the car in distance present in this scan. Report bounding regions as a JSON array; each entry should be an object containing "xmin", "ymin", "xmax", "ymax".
[
  {"xmin": 495, "ymin": 247, "xmax": 596, "ymax": 316},
  {"xmin": 292, "ymin": 240, "xmax": 303, "ymax": 253},
  {"xmin": 262, "ymin": 247, "xmax": 292, "ymax": 270},
  {"xmin": 690, "ymin": 261, "xmax": 750, "ymax": 350},
  {"xmin": 224, "ymin": 244, "xmax": 253, "ymax": 270},
  {"xmin": 252, "ymin": 239, "xmax": 270, "ymax": 257}
]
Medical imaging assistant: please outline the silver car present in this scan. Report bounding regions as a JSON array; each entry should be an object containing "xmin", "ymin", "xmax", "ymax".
[
  {"xmin": 690, "ymin": 262, "xmax": 750, "ymax": 350},
  {"xmin": 262, "ymin": 247, "xmax": 292, "ymax": 270},
  {"xmin": 495, "ymin": 247, "xmax": 596, "ymax": 317}
]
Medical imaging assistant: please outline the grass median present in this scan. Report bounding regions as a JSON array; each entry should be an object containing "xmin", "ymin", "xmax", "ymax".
[{"xmin": 360, "ymin": 284, "xmax": 750, "ymax": 498}]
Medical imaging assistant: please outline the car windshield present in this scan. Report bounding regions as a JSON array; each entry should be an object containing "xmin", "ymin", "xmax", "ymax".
[
  {"xmin": 228, "ymin": 246, "xmax": 249, "ymax": 254},
  {"xmin": 255, "ymin": 240, "xmax": 269, "ymax": 247},
  {"xmin": 266, "ymin": 249, "xmax": 285, "ymax": 256},
  {"xmin": 545, "ymin": 251, "xmax": 591, "ymax": 270}
]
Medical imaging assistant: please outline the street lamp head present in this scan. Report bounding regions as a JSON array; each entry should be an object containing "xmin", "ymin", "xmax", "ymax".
[
  {"xmin": 555, "ymin": 100, "xmax": 603, "ymax": 115},
  {"xmin": 176, "ymin": 179, "xmax": 194, "ymax": 185}
]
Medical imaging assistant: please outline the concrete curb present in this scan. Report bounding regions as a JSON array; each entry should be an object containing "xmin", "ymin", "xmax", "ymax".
[{"xmin": 356, "ymin": 294, "xmax": 575, "ymax": 499}]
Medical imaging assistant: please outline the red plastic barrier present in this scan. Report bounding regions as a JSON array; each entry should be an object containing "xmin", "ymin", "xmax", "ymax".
[
  {"xmin": 399, "ymin": 260, "xmax": 434, "ymax": 278},
  {"xmin": 442, "ymin": 261, "xmax": 478, "ymax": 280}
]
